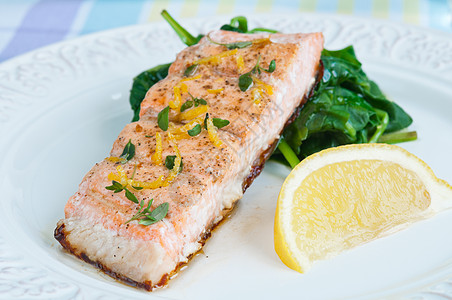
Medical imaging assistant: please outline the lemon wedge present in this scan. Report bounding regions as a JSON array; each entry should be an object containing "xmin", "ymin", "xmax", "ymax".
[{"xmin": 274, "ymin": 143, "xmax": 452, "ymax": 273}]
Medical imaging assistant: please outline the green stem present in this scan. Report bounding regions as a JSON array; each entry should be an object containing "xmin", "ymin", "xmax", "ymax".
[
  {"xmin": 368, "ymin": 109, "xmax": 389, "ymax": 143},
  {"xmin": 161, "ymin": 10, "xmax": 198, "ymax": 46},
  {"xmin": 277, "ymin": 138, "xmax": 300, "ymax": 169},
  {"xmin": 378, "ymin": 131, "xmax": 418, "ymax": 144},
  {"xmin": 230, "ymin": 16, "xmax": 248, "ymax": 32}
]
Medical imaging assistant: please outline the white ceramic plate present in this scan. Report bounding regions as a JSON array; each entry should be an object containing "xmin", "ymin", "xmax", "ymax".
[{"xmin": 1, "ymin": 13, "xmax": 452, "ymax": 300}]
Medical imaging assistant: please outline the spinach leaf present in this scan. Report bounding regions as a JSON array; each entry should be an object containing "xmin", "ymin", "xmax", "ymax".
[
  {"xmin": 130, "ymin": 63, "xmax": 171, "ymax": 121},
  {"xmin": 319, "ymin": 46, "xmax": 412, "ymax": 133}
]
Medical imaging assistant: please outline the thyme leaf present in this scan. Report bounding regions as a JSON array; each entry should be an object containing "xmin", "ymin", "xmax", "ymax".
[
  {"xmin": 165, "ymin": 155, "xmax": 183, "ymax": 171},
  {"xmin": 239, "ymin": 73, "xmax": 253, "ymax": 91},
  {"xmin": 184, "ymin": 64, "xmax": 199, "ymax": 76},
  {"xmin": 125, "ymin": 188, "xmax": 139, "ymax": 204},
  {"xmin": 238, "ymin": 56, "xmax": 276, "ymax": 92},
  {"xmin": 105, "ymin": 181, "xmax": 124, "ymax": 193},
  {"xmin": 212, "ymin": 118, "xmax": 230, "ymax": 129},
  {"xmin": 262, "ymin": 59, "xmax": 276, "ymax": 73},
  {"xmin": 181, "ymin": 93, "xmax": 207, "ymax": 112},
  {"xmin": 106, "ymin": 181, "xmax": 139, "ymax": 204},
  {"xmin": 188, "ymin": 124, "xmax": 202, "ymax": 136},
  {"xmin": 158, "ymin": 106, "xmax": 170, "ymax": 131},
  {"xmin": 180, "ymin": 100, "xmax": 193, "ymax": 112},
  {"xmin": 225, "ymin": 41, "xmax": 253, "ymax": 50},
  {"xmin": 125, "ymin": 199, "xmax": 169, "ymax": 226},
  {"xmin": 139, "ymin": 202, "xmax": 169, "ymax": 226},
  {"xmin": 194, "ymin": 98, "xmax": 207, "ymax": 106},
  {"xmin": 119, "ymin": 139, "xmax": 136, "ymax": 163},
  {"xmin": 207, "ymin": 35, "xmax": 252, "ymax": 50}
]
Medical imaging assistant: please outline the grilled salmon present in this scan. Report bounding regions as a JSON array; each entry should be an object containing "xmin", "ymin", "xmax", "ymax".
[{"xmin": 55, "ymin": 30, "xmax": 324, "ymax": 290}]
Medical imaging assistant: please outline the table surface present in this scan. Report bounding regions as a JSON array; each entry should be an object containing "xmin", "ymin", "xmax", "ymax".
[{"xmin": 0, "ymin": 0, "xmax": 451, "ymax": 63}]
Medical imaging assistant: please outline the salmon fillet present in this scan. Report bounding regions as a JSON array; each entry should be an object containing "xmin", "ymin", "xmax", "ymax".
[{"xmin": 55, "ymin": 30, "xmax": 324, "ymax": 290}]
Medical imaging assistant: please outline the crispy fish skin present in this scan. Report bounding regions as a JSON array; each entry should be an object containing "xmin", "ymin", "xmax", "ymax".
[{"xmin": 55, "ymin": 30, "xmax": 324, "ymax": 290}]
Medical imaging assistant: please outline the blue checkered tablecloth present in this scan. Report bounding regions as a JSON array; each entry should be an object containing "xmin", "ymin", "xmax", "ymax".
[{"xmin": 0, "ymin": 0, "xmax": 451, "ymax": 63}]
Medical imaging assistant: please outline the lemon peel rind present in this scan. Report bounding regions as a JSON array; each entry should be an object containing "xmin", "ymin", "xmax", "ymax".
[{"xmin": 275, "ymin": 143, "xmax": 452, "ymax": 273}]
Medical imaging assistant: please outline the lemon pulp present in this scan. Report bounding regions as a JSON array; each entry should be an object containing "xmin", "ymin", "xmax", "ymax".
[{"xmin": 291, "ymin": 159, "xmax": 431, "ymax": 263}]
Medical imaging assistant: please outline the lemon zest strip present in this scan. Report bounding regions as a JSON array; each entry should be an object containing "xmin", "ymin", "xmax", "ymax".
[
  {"xmin": 251, "ymin": 37, "xmax": 271, "ymax": 45},
  {"xmin": 169, "ymin": 116, "xmax": 204, "ymax": 135},
  {"xmin": 207, "ymin": 88, "xmax": 224, "ymax": 94},
  {"xmin": 178, "ymin": 105, "xmax": 209, "ymax": 121},
  {"xmin": 194, "ymin": 49, "xmax": 238, "ymax": 65},
  {"xmin": 236, "ymin": 55, "xmax": 246, "ymax": 73},
  {"xmin": 180, "ymin": 74, "xmax": 202, "ymax": 82},
  {"xmin": 252, "ymin": 75, "xmax": 274, "ymax": 95},
  {"xmin": 107, "ymin": 165, "xmax": 166, "ymax": 190},
  {"xmin": 106, "ymin": 156, "xmax": 123, "ymax": 163},
  {"xmin": 206, "ymin": 117, "xmax": 224, "ymax": 148},
  {"xmin": 152, "ymin": 132, "xmax": 163, "ymax": 166},
  {"xmin": 169, "ymin": 82, "xmax": 188, "ymax": 110},
  {"xmin": 252, "ymin": 88, "xmax": 263, "ymax": 104},
  {"xmin": 129, "ymin": 176, "xmax": 165, "ymax": 189}
]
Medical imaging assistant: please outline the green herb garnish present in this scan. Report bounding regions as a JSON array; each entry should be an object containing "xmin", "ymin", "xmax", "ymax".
[
  {"xmin": 188, "ymin": 124, "xmax": 202, "ymax": 136},
  {"xmin": 207, "ymin": 35, "xmax": 252, "ymax": 50},
  {"xmin": 119, "ymin": 139, "xmax": 136, "ymax": 163},
  {"xmin": 239, "ymin": 56, "xmax": 276, "ymax": 92},
  {"xmin": 180, "ymin": 100, "xmax": 193, "ymax": 112},
  {"xmin": 124, "ymin": 188, "xmax": 139, "ymax": 204},
  {"xmin": 184, "ymin": 64, "xmax": 199, "ymax": 76},
  {"xmin": 105, "ymin": 181, "xmax": 139, "ymax": 204},
  {"xmin": 157, "ymin": 106, "xmax": 170, "ymax": 131},
  {"xmin": 180, "ymin": 93, "xmax": 207, "ymax": 112},
  {"xmin": 105, "ymin": 181, "xmax": 125, "ymax": 193},
  {"xmin": 202, "ymin": 113, "xmax": 230, "ymax": 130},
  {"xmin": 203, "ymin": 113, "xmax": 209, "ymax": 129},
  {"xmin": 238, "ymin": 74, "xmax": 254, "ymax": 92},
  {"xmin": 165, "ymin": 155, "xmax": 183, "ymax": 171},
  {"xmin": 212, "ymin": 118, "xmax": 230, "ymax": 129},
  {"xmin": 262, "ymin": 59, "xmax": 276, "ymax": 73},
  {"xmin": 194, "ymin": 98, "xmax": 207, "ymax": 106},
  {"xmin": 125, "ymin": 199, "xmax": 169, "ymax": 225}
]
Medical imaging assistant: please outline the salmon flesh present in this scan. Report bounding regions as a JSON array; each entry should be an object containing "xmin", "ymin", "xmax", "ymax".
[{"xmin": 55, "ymin": 30, "xmax": 324, "ymax": 290}]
